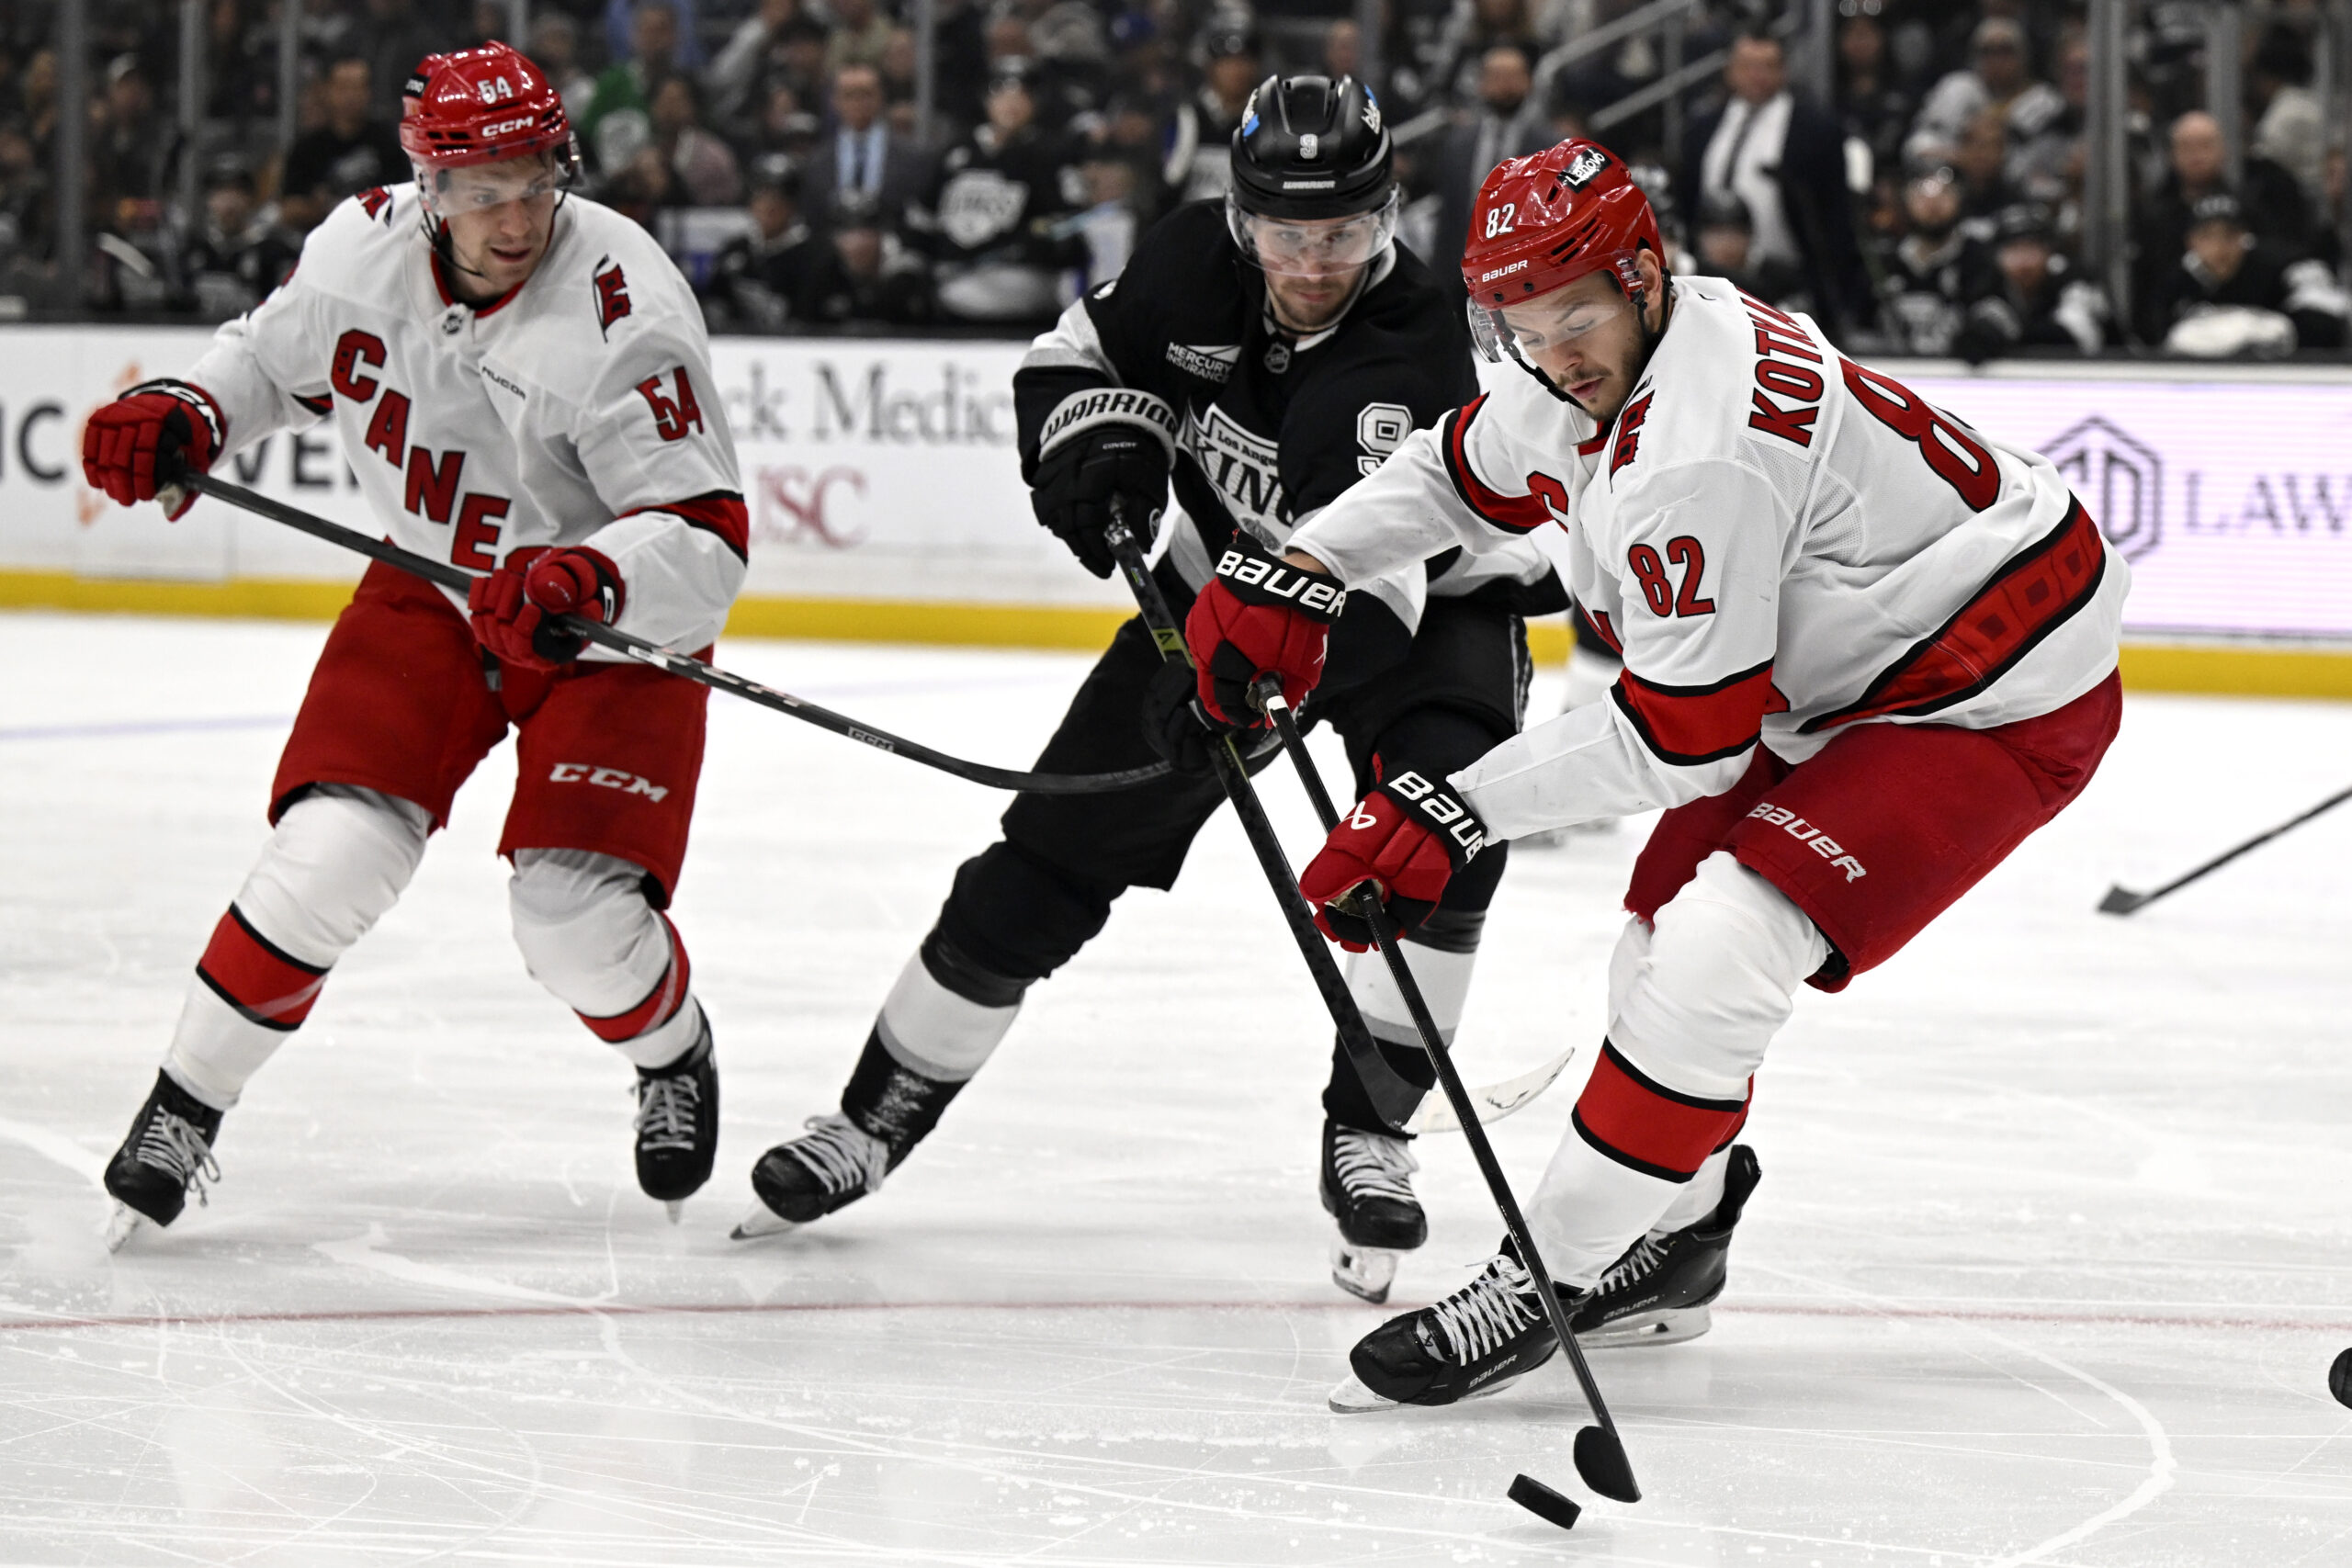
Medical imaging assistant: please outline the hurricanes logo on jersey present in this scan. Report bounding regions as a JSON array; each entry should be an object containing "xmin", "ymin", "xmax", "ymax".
[
  {"xmin": 1182, "ymin": 404, "xmax": 1286, "ymax": 536},
  {"xmin": 593, "ymin": 256, "xmax": 631, "ymax": 338}
]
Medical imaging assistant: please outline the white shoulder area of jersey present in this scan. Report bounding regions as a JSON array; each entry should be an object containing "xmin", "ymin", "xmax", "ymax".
[
  {"xmin": 1469, "ymin": 355, "xmax": 1603, "ymax": 472},
  {"xmin": 1618, "ymin": 275, "xmax": 1791, "ymax": 471},
  {"xmin": 545, "ymin": 196, "xmax": 702, "ymax": 324},
  {"xmin": 287, "ymin": 180, "xmax": 419, "ymax": 294},
  {"xmin": 492, "ymin": 197, "xmax": 707, "ymax": 397}
]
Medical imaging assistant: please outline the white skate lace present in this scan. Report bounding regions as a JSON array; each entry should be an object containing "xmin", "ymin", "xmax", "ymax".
[
  {"xmin": 633, "ymin": 1071, "xmax": 702, "ymax": 1153},
  {"xmin": 1592, "ymin": 1231, "xmax": 1672, "ymax": 1295},
  {"xmin": 1424, "ymin": 1255, "xmax": 1544, "ymax": 1365},
  {"xmin": 785, "ymin": 1113, "xmax": 890, "ymax": 1198},
  {"xmin": 1331, "ymin": 1128, "xmax": 1419, "ymax": 1203},
  {"xmin": 134, "ymin": 1112, "xmax": 221, "ymax": 1209}
]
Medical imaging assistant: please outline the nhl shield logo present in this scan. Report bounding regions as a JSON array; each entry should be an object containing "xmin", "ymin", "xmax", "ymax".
[
  {"xmin": 2044, "ymin": 414, "xmax": 2161, "ymax": 560},
  {"xmin": 1563, "ymin": 147, "xmax": 1610, "ymax": 188}
]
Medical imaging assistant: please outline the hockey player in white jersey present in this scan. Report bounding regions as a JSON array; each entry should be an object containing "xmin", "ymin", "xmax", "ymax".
[
  {"xmin": 81, "ymin": 43, "xmax": 747, "ymax": 1245},
  {"xmin": 1181, "ymin": 139, "xmax": 2129, "ymax": 1406}
]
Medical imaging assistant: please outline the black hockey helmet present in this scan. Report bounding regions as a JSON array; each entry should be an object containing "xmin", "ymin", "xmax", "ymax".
[
  {"xmin": 1229, "ymin": 73, "xmax": 1392, "ymax": 221},
  {"xmin": 1227, "ymin": 74, "xmax": 1396, "ymax": 277}
]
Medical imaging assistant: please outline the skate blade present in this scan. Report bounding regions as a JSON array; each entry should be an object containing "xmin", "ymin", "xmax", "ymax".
[
  {"xmin": 101, "ymin": 1202, "xmax": 144, "ymax": 1253},
  {"xmin": 1328, "ymin": 1372, "xmax": 1400, "ymax": 1414},
  {"xmin": 729, "ymin": 1201, "xmax": 801, "ymax": 1242},
  {"xmin": 664, "ymin": 1201, "xmax": 684, "ymax": 1226},
  {"xmin": 1330, "ymin": 1241, "xmax": 1398, "ymax": 1304},
  {"xmin": 1577, "ymin": 1303, "xmax": 1711, "ymax": 1349}
]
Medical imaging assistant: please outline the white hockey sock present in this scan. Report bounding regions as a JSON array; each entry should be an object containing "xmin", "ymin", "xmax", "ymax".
[
  {"xmin": 510, "ymin": 849, "xmax": 702, "ymax": 1069},
  {"xmin": 165, "ymin": 787, "xmax": 430, "ymax": 1111},
  {"xmin": 1653, "ymin": 1145, "xmax": 1733, "ymax": 1234},
  {"xmin": 1524, "ymin": 853, "xmax": 1823, "ymax": 1285},
  {"xmin": 1345, "ymin": 938, "xmax": 1476, "ymax": 1050},
  {"xmin": 873, "ymin": 948, "xmax": 1022, "ymax": 1083}
]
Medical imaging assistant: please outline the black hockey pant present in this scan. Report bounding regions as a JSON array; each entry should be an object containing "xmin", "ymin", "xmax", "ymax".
[{"xmin": 928, "ymin": 595, "xmax": 1532, "ymax": 1132}]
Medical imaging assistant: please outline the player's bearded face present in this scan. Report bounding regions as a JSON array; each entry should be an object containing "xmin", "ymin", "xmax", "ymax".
[
  {"xmin": 434, "ymin": 152, "xmax": 564, "ymax": 297},
  {"xmin": 1243, "ymin": 209, "xmax": 1390, "ymax": 333},
  {"xmin": 1498, "ymin": 259, "xmax": 1656, "ymax": 422}
]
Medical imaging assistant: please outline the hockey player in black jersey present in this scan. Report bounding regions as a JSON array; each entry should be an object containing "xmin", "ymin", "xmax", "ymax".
[{"xmin": 734, "ymin": 74, "xmax": 1566, "ymax": 1304}]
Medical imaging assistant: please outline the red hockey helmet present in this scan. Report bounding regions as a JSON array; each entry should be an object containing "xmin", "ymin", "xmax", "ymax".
[
  {"xmin": 1459, "ymin": 140, "xmax": 1662, "ymax": 369},
  {"xmin": 400, "ymin": 43, "xmax": 578, "ymax": 179}
]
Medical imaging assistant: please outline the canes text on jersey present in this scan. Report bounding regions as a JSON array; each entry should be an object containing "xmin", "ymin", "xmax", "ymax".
[{"xmin": 332, "ymin": 328, "xmax": 513, "ymax": 570}]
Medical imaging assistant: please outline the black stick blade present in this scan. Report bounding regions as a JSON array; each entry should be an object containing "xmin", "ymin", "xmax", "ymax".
[
  {"xmin": 2330, "ymin": 1348, "xmax": 2352, "ymax": 1409},
  {"xmin": 2097, "ymin": 886, "xmax": 2147, "ymax": 916},
  {"xmin": 1508, "ymin": 1473, "xmax": 1580, "ymax": 1530},
  {"xmin": 1572, "ymin": 1425, "xmax": 1641, "ymax": 1503}
]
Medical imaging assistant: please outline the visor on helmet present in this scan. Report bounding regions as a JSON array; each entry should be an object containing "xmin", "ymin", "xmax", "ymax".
[
  {"xmin": 416, "ymin": 147, "xmax": 574, "ymax": 218},
  {"xmin": 1466, "ymin": 285, "xmax": 1631, "ymax": 387},
  {"xmin": 1226, "ymin": 186, "xmax": 1398, "ymax": 276}
]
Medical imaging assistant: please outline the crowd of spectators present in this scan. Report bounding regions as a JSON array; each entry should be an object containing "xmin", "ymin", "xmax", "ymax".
[{"xmin": 0, "ymin": 0, "xmax": 2342, "ymax": 356}]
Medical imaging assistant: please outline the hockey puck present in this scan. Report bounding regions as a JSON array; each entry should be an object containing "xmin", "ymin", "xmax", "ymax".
[
  {"xmin": 1508, "ymin": 1473, "xmax": 1580, "ymax": 1531},
  {"xmin": 2330, "ymin": 1348, "xmax": 2352, "ymax": 1409}
]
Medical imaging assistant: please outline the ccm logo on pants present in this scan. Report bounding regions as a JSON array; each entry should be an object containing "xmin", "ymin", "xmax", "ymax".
[
  {"xmin": 1747, "ymin": 801, "xmax": 1866, "ymax": 882},
  {"xmin": 548, "ymin": 762, "xmax": 670, "ymax": 803}
]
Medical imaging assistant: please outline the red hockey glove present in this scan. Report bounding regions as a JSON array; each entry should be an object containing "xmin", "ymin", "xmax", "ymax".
[
  {"xmin": 81, "ymin": 379, "xmax": 223, "ymax": 519},
  {"xmin": 1181, "ymin": 536, "xmax": 1346, "ymax": 728},
  {"xmin": 1299, "ymin": 769, "xmax": 1488, "ymax": 951},
  {"xmin": 468, "ymin": 546, "xmax": 625, "ymax": 670}
]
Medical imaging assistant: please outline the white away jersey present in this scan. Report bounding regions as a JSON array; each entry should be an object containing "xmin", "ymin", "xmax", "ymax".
[
  {"xmin": 1289, "ymin": 276, "xmax": 2129, "ymax": 839},
  {"xmin": 188, "ymin": 185, "xmax": 747, "ymax": 654}
]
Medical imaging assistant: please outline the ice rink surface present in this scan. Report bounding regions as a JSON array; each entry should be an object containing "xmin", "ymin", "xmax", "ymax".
[{"xmin": 3, "ymin": 610, "xmax": 2349, "ymax": 1567}]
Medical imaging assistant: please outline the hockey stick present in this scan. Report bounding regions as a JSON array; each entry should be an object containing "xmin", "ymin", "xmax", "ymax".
[
  {"xmin": 1099, "ymin": 507, "xmax": 1422, "ymax": 1132},
  {"xmin": 178, "ymin": 473, "xmax": 1171, "ymax": 797},
  {"xmin": 1259, "ymin": 689, "xmax": 1640, "ymax": 1508},
  {"xmin": 2098, "ymin": 781, "xmax": 2352, "ymax": 915}
]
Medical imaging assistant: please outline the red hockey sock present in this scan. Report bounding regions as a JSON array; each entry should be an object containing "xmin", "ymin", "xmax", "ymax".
[{"xmin": 194, "ymin": 905, "xmax": 330, "ymax": 1032}]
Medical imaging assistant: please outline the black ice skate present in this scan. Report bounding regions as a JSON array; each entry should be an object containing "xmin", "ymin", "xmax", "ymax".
[
  {"xmin": 733, "ymin": 1029, "xmax": 967, "ymax": 1241},
  {"xmin": 1328, "ymin": 1145, "xmax": 1765, "ymax": 1411},
  {"xmin": 732, "ymin": 1113, "xmax": 892, "ymax": 1238},
  {"xmin": 1329, "ymin": 1251, "xmax": 1556, "ymax": 1412},
  {"xmin": 634, "ymin": 1014, "xmax": 718, "ymax": 1221},
  {"xmin": 103, "ymin": 1069, "xmax": 226, "ymax": 1250},
  {"xmin": 1571, "ymin": 1144, "xmax": 1761, "ymax": 1348},
  {"xmin": 1319, "ymin": 1120, "xmax": 1427, "ymax": 1303}
]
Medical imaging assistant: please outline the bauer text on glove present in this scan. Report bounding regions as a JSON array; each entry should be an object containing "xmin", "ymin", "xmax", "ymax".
[
  {"xmin": 1181, "ymin": 537, "xmax": 1346, "ymax": 727},
  {"xmin": 1297, "ymin": 771, "xmax": 1487, "ymax": 950}
]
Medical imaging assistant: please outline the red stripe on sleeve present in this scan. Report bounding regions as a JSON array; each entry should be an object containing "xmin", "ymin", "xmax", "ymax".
[
  {"xmin": 1579, "ymin": 607, "xmax": 1622, "ymax": 654},
  {"xmin": 195, "ymin": 905, "xmax": 328, "ymax": 1032},
  {"xmin": 578, "ymin": 915, "xmax": 691, "ymax": 1043},
  {"xmin": 1570, "ymin": 1041, "xmax": 1749, "ymax": 1181},
  {"xmin": 1611, "ymin": 658, "xmax": 1779, "ymax": 765},
  {"xmin": 1441, "ymin": 396, "xmax": 1554, "ymax": 534},
  {"xmin": 626, "ymin": 491, "xmax": 750, "ymax": 563}
]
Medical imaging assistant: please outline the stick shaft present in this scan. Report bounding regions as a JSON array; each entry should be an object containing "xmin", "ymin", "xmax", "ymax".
[
  {"xmin": 2116, "ymin": 782, "xmax": 2352, "ymax": 911},
  {"xmin": 186, "ymin": 473, "xmax": 1170, "ymax": 797},
  {"xmin": 1102, "ymin": 511, "xmax": 1422, "ymax": 1131},
  {"xmin": 1264, "ymin": 696, "xmax": 1630, "ymax": 1452}
]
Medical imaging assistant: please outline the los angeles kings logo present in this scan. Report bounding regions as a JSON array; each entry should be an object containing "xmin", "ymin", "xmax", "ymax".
[{"xmin": 1182, "ymin": 404, "xmax": 1286, "ymax": 537}]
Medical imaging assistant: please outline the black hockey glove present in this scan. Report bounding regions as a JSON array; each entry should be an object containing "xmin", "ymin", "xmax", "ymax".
[
  {"xmin": 1142, "ymin": 656, "xmax": 1289, "ymax": 778},
  {"xmin": 1030, "ymin": 425, "xmax": 1171, "ymax": 579},
  {"xmin": 1142, "ymin": 656, "xmax": 1227, "ymax": 776}
]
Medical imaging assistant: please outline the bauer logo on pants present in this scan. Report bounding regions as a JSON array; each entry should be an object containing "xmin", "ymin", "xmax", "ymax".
[
  {"xmin": 1747, "ymin": 801, "xmax": 1865, "ymax": 882},
  {"xmin": 549, "ymin": 762, "xmax": 670, "ymax": 803}
]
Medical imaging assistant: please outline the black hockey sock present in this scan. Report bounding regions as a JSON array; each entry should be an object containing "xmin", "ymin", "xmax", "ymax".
[
  {"xmin": 841, "ymin": 1028, "xmax": 967, "ymax": 1158},
  {"xmin": 1321, "ymin": 1029, "xmax": 1439, "ymax": 1135}
]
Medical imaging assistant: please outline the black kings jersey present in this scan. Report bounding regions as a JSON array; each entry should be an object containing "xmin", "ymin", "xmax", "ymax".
[{"xmin": 1013, "ymin": 202, "xmax": 1560, "ymax": 640}]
